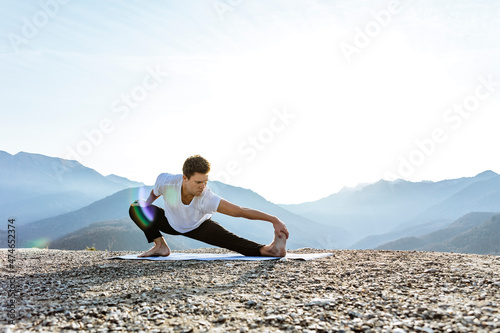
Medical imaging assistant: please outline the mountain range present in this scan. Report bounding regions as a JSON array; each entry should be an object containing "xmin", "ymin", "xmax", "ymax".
[
  {"xmin": 282, "ymin": 170, "xmax": 500, "ymax": 249},
  {"xmin": 1, "ymin": 150, "xmax": 499, "ymax": 255},
  {"xmin": 376, "ymin": 212, "xmax": 500, "ymax": 255},
  {"xmin": 0, "ymin": 150, "xmax": 144, "ymax": 224}
]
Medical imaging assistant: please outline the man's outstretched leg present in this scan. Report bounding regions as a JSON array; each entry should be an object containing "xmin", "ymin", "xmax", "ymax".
[
  {"xmin": 183, "ymin": 219, "xmax": 287, "ymax": 257},
  {"xmin": 259, "ymin": 231, "xmax": 287, "ymax": 257}
]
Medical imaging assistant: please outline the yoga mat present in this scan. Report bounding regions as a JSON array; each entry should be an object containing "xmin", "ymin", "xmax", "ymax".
[{"xmin": 106, "ymin": 252, "xmax": 333, "ymax": 261}]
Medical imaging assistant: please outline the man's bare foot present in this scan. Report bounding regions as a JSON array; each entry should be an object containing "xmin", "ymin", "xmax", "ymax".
[
  {"xmin": 260, "ymin": 232, "xmax": 287, "ymax": 257},
  {"xmin": 138, "ymin": 237, "xmax": 171, "ymax": 257}
]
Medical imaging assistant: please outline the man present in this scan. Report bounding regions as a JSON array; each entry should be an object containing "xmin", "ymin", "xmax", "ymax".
[{"xmin": 129, "ymin": 155, "xmax": 289, "ymax": 257}]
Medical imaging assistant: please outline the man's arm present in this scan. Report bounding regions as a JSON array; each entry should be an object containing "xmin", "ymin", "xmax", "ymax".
[
  {"xmin": 217, "ymin": 199, "xmax": 289, "ymax": 239},
  {"xmin": 132, "ymin": 189, "xmax": 159, "ymax": 206}
]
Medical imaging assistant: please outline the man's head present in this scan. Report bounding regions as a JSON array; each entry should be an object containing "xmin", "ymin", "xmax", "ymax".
[
  {"xmin": 182, "ymin": 155, "xmax": 211, "ymax": 179},
  {"xmin": 182, "ymin": 155, "xmax": 211, "ymax": 196}
]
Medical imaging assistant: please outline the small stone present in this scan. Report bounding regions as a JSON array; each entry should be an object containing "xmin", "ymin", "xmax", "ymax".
[
  {"xmin": 246, "ymin": 300, "xmax": 257, "ymax": 308},
  {"xmin": 393, "ymin": 329, "xmax": 407, "ymax": 333},
  {"xmin": 306, "ymin": 298, "xmax": 337, "ymax": 306}
]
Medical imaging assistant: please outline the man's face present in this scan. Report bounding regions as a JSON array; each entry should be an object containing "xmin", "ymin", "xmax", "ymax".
[{"xmin": 183, "ymin": 172, "xmax": 209, "ymax": 196}]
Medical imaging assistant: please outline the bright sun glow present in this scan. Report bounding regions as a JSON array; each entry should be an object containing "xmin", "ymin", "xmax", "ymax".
[{"xmin": 1, "ymin": 1, "xmax": 499, "ymax": 203}]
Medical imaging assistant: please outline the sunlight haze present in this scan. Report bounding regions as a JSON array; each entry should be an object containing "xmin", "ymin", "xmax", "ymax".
[{"xmin": 1, "ymin": 0, "xmax": 499, "ymax": 203}]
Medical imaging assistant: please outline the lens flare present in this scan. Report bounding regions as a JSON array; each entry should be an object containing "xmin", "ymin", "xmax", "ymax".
[
  {"xmin": 128, "ymin": 186, "xmax": 148, "ymax": 204},
  {"xmin": 129, "ymin": 186, "xmax": 156, "ymax": 227},
  {"xmin": 136, "ymin": 204, "xmax": 156, "ymax": 227},
  {"xmin": 25, "ymin": 238, "xmax": 51, "ymax": 248}
]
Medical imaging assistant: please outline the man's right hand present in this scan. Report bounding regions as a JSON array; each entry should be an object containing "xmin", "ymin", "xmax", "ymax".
[
  {"xmin": 134, "ymin": 189, "xmax": 160, "ymax": 207},
  {"xmin": 131, "ymin": 200, "xmax": 147, "ymax": 207},
  {"xmin": 272, "ymin": 218, "xmax": 289, "ymax": 239}
]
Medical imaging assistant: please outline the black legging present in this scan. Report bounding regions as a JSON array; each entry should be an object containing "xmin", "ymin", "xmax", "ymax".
[{"xmin": 129, "ymin": 204, "xmax": 264, "ymax": 256}]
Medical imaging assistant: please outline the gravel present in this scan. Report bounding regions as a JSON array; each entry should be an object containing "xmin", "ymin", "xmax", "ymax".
[{"xmin": 1, "ymin": 248, "xmax": 499, "ymax": 332}]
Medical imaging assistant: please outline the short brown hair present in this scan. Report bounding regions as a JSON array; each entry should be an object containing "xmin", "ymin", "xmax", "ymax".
[{"xmin": 182, "ymin": 155, "xmax": 211, "ymax": 179}]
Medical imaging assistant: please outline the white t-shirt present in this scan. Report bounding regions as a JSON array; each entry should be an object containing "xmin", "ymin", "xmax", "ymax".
[{"xmin": 153, "ymin": 173, "xmax": 222, "ymax": 233}]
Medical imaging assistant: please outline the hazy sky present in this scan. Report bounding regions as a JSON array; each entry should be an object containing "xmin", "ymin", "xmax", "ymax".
[{"xmin": 1, "ymin": 0, "xmax": 499, "ymax": 204}]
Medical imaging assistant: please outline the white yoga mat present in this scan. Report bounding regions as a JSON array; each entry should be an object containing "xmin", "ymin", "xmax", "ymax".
[{"xmin": 106, "ymin": 252, "xmax": 333, "ymax": 261}]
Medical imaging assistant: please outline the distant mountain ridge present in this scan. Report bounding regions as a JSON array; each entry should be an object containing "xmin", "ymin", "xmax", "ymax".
[
  {"xmin": 15, "ymin": 186, "xmax": 148, "ymax": 247},
  {"xmin": 0, "ymin": 150, "xmax": 144, "ymax": 224},
  {"xmin": 106, "ymin": 174, "xmax": 145, "ymax": 188},
  {"xmin": 376, "ymin": 212, "xmax": 500, "ymax": 255},
  {"xmin": 282, "ymin": 170, "xmax": 500, "ymax": 248}
]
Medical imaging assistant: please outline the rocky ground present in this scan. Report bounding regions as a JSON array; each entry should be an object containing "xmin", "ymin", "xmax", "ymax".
[{"xmin": 1, "ymin": 248, "xmax": 499, "ymax": 332}]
